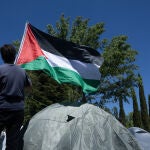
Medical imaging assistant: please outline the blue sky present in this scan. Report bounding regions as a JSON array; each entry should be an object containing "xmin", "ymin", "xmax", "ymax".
[{"xmin": 0, "ymin": 0, "xmax": 150, "ymax": 114}]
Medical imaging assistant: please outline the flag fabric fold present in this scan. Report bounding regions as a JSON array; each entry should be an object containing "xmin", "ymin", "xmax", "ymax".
[{"xmin": 15, "ymin": 23, "xmax": 103, "ymax": 93}]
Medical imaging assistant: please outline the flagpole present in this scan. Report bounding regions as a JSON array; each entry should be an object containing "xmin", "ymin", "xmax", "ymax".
[{"xmin": 14, "ymin": 22, "xmax": 28, "ymax": 64}]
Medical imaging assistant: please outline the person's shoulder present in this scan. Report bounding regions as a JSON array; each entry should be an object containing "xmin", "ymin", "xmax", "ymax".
[
  {"xmin": 0, "ymin": 64, "xmax": 8, "ymax": 69},
  {"xmin": 0, "ymin": 64, "xmax": 10, "ymax": 74},
  {"xmin": 0, "ymin": 64, "xmax": 6, "ymax": 67},
  {"xmin": 13, "ymin": 64, "xmax": 22, "ymax": 68},
  {"xmin": 13, "ymin": 65, "xmax": 26, "ymax": 72}
]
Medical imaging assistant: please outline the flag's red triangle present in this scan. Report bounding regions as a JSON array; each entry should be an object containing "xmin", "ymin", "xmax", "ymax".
[{"xmin": 16, "ymin": 23, "xmax": 44, "ymax": 65}]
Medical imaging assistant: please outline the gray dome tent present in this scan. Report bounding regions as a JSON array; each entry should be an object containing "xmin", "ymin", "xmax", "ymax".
[
  {"xmin": 128, "ymin": 127, "xmax": 150, "ymax": 150},
  {"xmin": 23, "ymin": 104, "xmax": 142, "ymax": 150}
]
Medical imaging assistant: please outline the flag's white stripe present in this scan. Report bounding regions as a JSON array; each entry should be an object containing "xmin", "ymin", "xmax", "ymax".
[
  {"xmin": 42, "ymin": 50, "xmax": 101, "ymax": 80},
  {"xmin": 42, "ymin": 50, "xmax": 78, "ymax": 72}
]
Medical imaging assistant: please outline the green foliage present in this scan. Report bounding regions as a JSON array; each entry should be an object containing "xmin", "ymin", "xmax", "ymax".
[
  {"xmin": 138, "ymin": 74, "xmax": 150, "ymax": 131},
  {"xmin": 46, "ymin": 14, "xmax": 105, "ymax": 103},
  {"xmin": 148, "ymin": 95, "xmax": 150, "ymax": 124},
  {"xmin": 131, "ymin": 87, "xmax": 142, "ymax": 127},
  {"xmin": 118, "ymin": 99, "xmax": 126, "ymax": 125},
  {"xmin": 13, "ymin": 40, "xmax": 20, "ymax": 51},
  {"xmin": 47, "ymin": 15, "xmax": 105, "ymax": 49},
  {"xmin": 23, "ymin": 70, "xmax": 82, "ymax": 121},
  {"xmin": 21, "ymin": 15, "xmax": 106, "ymax": 121},
  {"xmin": 126, "ymin": 112, "xmax": 133, "ymax": 128},
  {"xmin": 111, "ymin": 106, "xmax": 119, "ymax": 120},
  {"xmin": 47, "ymin": 14, "xmax": 70, "ymax": 40},
  {"xmin": 148, "ymin": 94, "xmax": 150, "ymax": 117},
  {"xmin": 70, "ymin": 16, "xmax": 105, "ymax": 49},
  {"xmin": 100, "ymin": 36, "xmax": 138, "ymax": 101},
  {"xmin": 13, "ymin": 15, "xmax": 140, "ymax": 124},
  {"xmin": 98, "ymin": 35, "xmax": 138, "ymax": 123}
]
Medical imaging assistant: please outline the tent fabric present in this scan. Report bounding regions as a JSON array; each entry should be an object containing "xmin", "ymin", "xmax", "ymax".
[
  {"xmin": 128, "ymin": 127, "xmax": 150, "ymax": 150},
  {"xmin": 23, "ymin": 104, "xmax": 142, "ymax": 150},
  {"xmin": 0, "ymin": 131, "xmax": 6, "ymax": 150}
]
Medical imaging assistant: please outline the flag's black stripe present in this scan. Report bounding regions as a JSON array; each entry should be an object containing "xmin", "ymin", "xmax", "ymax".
[{"xmin": 29, "ymin": 24, "xmax": 102, "ymax": 65}]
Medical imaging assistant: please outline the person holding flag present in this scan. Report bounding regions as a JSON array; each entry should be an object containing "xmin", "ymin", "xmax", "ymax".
[{"xmin": 0, "ymin": 44, "xmax": 32, "ymax": 150}]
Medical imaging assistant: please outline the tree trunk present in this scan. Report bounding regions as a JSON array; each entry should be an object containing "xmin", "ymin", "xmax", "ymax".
[
  {"xmin": 81, "ymin": 92, "xmax": 87, "ymax": 103},
  {"xmin": 119, "ymin": 98, "xmax": 126, "ymax": 126}
]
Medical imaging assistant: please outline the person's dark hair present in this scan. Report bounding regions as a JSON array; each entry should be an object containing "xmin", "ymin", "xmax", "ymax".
[{"xmin": 0, "ymin": 44, "xmax": 16, "ymax": 63}]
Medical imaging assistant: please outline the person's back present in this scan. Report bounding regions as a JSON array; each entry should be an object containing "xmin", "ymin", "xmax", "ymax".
[
  {"xmin": 0, "ymin": 44, "xmax": 32, "ymax": 150},
  {"xmin": 0, "ymin": 63, "xmax": 29, "ymax": 111}
]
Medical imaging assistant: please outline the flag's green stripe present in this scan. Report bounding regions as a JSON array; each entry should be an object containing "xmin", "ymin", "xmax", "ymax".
[{"xmin": 20, "ymin": 56, "xmax": 100, "ymax": 93}]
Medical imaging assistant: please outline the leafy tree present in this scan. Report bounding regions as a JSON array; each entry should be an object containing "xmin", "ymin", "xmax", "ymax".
[
  {"xmin": 24, "ymin": 70, "xmax": 83, "ymax": 121},
  {"xmin": 22, "ymin": 15, "xmax": 105, "ymax": 120},
  {"xmin": 46, "ymin": 15, "xmax": 105, "ymax": 102},
  {"xmin": 126, "ymin": 112, "xmax": 133, "ymax": 128},
  {"xmin": 47, "ymin": 15, "xmax": 105, "ymax": 48},
  {"xmin": 138, "ymin": 74, "xmax": 150, "ymax": 131},
  {"xmin": 148, "ymin": 94, "xmax": 150, "ymax": 117},
  {"xmin": 131, "ymin": 87, "xmax": 142, "ymax": 127},
  {"xmin": 13, "ymin": 40, "xmax": 20, "ymax": 50},
  {"xmin": 148, "ymin": 94, "xmax": 150, "ymax": 124},
  {"xmin": 14, "ymin": 15, "xmax": 139, "ymax": 124},
  {"xmin": 111, "ymin": 106, "xmax": 119, "ymax": 120},
  {"xmin": 119, "ymin": 99, "xmax": 126, "ymax": 125},
  {"xmin": 99, "ymin": 35, "xmax": 138, "ymax": 125}
]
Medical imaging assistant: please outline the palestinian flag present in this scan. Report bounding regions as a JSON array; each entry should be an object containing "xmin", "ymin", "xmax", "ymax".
[{"xmin": 15, "ymin": 23, "xmax": 103, "ymax": 93}]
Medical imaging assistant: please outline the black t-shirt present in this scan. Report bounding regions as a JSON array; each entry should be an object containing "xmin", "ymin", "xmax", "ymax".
[{"xmin": 0, "ymin": 64, "xmax": 31, "ymax": 110}]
